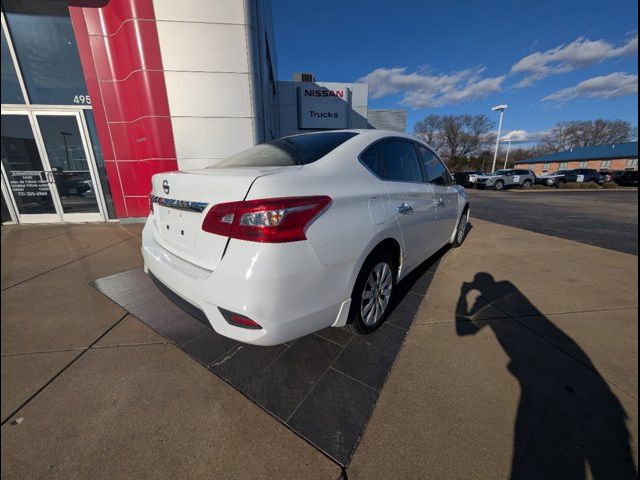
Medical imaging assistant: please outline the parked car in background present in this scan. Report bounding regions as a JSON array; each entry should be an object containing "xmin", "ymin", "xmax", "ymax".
[
  {"xmin": 614, "ymin": 170, "xmax": 638, "ymax": 187},
  {"xmin": 603, "ymin": 170, "xmax": 627, "ymax": 183},
  {"xmin": 474, "ymin": 169, "xmax": 536, "ymax": 191},
  {"xmin": 549, "ymin": 168, "xmax": 607, "ymax": 188},
  {"xmin": 143, "ymin": 130, "xmax": 470, "ymax": 346},
  {"xmin": 536, "ymin": 170, "xmax": 572, "ymax": 187},
  {"xmin": 453, "ymin": 170, "xmax": 485, "ymax": 187}
]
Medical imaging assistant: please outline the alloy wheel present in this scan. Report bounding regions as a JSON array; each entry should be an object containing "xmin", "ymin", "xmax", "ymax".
[{"xmin": 360, "ymin": 262, "xmax": 393, "ymax": 327}]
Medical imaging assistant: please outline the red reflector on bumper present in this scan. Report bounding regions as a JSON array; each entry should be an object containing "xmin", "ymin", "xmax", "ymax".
[{"xmin": 219, "ymin": 308, "xmax": 262, "ymax": 330}]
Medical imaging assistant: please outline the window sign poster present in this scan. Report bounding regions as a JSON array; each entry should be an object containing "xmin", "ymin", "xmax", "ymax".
[
  {"xmin": 297, "ymin": 84, "xmax": 351, "ymax": 129},
  {"xmin": 9, "ymin": 170, "xmax": 51, "ymax": 198}
]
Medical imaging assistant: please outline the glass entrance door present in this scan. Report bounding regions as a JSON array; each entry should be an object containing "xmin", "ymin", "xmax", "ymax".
[
  {"xmin": 1, "ymin": 112, "xmax": 60, "ymax": 223},
  {"xmin": 1, "ymin": 110, "xmax": 107, "ymax": 223},
  {"xmin": 33, "ymin": 111, "xmax": 105, "ymax": 222}
]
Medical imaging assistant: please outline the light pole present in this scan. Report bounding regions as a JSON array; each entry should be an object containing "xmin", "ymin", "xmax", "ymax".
[
  {"xmin": 491, "ymin": 104, "xmax": 508, "ymax": 173},
  {"xmin": 503, "ymin": 138, "xmax": 512, "ymax": 169}
]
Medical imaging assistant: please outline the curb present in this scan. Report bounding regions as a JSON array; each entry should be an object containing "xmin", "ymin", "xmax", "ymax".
[{"xmin": 471, "ymin": 188, "xmax": 637, "ymax": 193}]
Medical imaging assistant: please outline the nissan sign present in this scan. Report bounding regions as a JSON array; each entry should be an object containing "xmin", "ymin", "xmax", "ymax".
[{"xmin": 297, "ymin": 84, "xmax": 351, "ymax": 129}]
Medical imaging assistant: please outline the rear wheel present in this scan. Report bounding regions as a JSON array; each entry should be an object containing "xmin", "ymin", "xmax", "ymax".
[
  {"xmin": 494, "ymin": 180, "xmax": 505, "ymax": 191},
  {"xmin": 347, "ymin": 250, "xmax": 396, "ymax": 334}
]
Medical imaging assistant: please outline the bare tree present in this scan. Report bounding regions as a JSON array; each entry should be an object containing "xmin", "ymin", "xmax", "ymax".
[
  {"xmin": 414, "ymin": 115, "xmax": 445, "ymax": 152},
  {"xmin": 540, "ymin": 119, "xmax": 635, "ymax": 151},
  {"xmin": 413, "ymin": 114, "xmax": 494, "ymax": 161}
]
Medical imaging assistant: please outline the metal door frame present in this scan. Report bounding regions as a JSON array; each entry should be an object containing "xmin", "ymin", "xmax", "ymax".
[{"xmin": 1, "ymin": 110, "xmax": 109, "ymax": 223}]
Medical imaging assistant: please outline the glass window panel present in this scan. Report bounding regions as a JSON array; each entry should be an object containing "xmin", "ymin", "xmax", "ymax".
[
  {"xmin": 418, "ymin": 146, "xmax": 449, "ymax": 185},
  {"xmin": 3, "ymin": 0, "xmax": 88, "ymax": 105},
  {"xmin": 360, "ymin": 143, "xmax": 382, "ymax": 177},
  {"xmin": 37, "ymin": 115, "xmax": 99, "ymax": 214},
  {"xmin": 84, "ymin": 110, "xmax": 115, "ymax": 218},
  {"xmin": 1, "ymin": 27, "xmax": 24, "ymax": 104},
  {"xmin": 380, "ymin": 141, "xmax": 422, "ymax": 183},
  {"xmin": 1, "ymin": 114, "xmax": 56, "ymax": 215}
]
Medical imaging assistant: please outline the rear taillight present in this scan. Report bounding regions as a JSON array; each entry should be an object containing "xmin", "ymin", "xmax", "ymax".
[{"xmin": 202, "ymin": 196, "xmax": 331, "ymax": 243}]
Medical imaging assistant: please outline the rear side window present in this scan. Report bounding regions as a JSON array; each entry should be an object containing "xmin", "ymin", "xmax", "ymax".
[
  {"xmin": 418, "ymin": 146, "xmax": 450, "ymax": 186},
  {"xmin": 380, "ymin": 141, "xmax": 423, "ymax": 183},
  {"xmin": 360, "ymin": 143, "xmax": 382, "ymax": 176},
  {"xmin": 210, "ymin": 132, "xmax": 358, "ymax": 168}
]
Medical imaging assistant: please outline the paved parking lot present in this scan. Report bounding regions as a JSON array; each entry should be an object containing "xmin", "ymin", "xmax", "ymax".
[
  {"xmin": 469, "ymin": 189, "xmax": 638, "ymax": 255},
  {"xmin": 1, "ymin": 214, "xmax": 638, "ymax": 479}
]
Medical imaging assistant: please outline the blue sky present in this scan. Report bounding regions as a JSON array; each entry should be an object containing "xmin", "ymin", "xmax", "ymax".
[{"xmin": 271, "ymin": 0, "xmax": 638, "ymax": 142}]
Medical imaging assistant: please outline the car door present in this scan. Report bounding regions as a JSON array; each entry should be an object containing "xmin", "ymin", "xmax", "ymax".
[
  {"xmin": 417, "ymin": 145, "xmax": 460, "ymax": 249},
  {"xmin": 376, "ymin": 139, "xmax": 437, "ymax": 272}
]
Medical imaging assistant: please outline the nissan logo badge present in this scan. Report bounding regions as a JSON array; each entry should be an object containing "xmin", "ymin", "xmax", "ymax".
[{"xmin": 162, "ymin": 180, "xmax": 170, "ymax": 195}]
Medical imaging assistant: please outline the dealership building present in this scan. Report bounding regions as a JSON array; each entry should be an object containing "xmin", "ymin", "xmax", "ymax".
[
  {"xmin": 1, "ymin": 0, "xmax": 405, "ymax": 225},
  {"xmin": 516, "ymin": 142, "xmax": 639, "ymax": 175}
]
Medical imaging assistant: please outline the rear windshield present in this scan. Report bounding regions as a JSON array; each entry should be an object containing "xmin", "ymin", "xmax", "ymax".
[{"xmin": 209, "ymin": 132, "xmax": 359, "ymax": 168}]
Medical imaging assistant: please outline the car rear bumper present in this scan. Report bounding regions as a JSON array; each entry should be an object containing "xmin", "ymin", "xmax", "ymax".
[{"xmin": 141, "ymin": 218, "xmax": 352, "ymax": 346}]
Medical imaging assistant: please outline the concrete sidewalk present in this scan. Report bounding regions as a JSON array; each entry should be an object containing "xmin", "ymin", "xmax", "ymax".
[
  {"xmin": 349, "ymin": 219, "xmax": 638, "ymax": 479},
  {"xmin": 1, "ymin": 223, "xmax": 340, "ymax": 479},
  {"xmin": 1, "ymin": 219, "xmax": 638, "ymax": 479}
]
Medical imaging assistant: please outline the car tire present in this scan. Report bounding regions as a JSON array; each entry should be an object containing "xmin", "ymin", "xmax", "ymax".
[
  {"xmin": 347, "ymin": 249, "xmax": 396, "ymax": 335},
  {"xmin": 452, "ymin": 207, "xmax": 470, "ymax": 248},
  {"xmin": 556, "ymin": 180, "xmax": 566, "ymax": 189},
  {"xmin": 494, "ymin": 180, "xmax": 505, "ymax": 191},
  {"xmin": 522, "ymin": 180, "xmax": 533, "ymax": 189}
]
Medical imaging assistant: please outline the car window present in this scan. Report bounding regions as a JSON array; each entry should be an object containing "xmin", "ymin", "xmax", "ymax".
[
  {"xmin": 417, "ymin": 146, "xmax": 450, "ymax": 185},
  {"xmin": 210, "ymin": 131, "xmax": 358, "ymax": 168},
  {"xmin": 360, "ymin": 143, "xmax": 382, "ymax": 176},
  {"xmin": 380, "ymin": 140, "xmax": 423, "ymax": 183}
]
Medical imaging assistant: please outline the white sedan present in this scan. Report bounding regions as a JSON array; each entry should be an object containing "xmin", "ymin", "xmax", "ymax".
[{"xmin": 142, "ymin": 130, "xmax": 470, "ymax": 345}]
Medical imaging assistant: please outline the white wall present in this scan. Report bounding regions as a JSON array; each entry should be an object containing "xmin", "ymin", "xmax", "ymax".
[{"xmin": 153, "ymin": 0, "xmax": 278, "ymax": 170}]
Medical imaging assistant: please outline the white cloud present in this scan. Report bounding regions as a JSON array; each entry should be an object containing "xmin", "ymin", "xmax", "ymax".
[
  {"xmin": 500, "ymin": 129, "xmax": 547, "ymax": 143},
  {"xmin": 510, "ymin": 35, "xmax": 638, "ymax": 87},
  {"xmin": 542, "ymin": 72, "xmax": 638, "ymax": 102},
  {"xmin": 357, "ymin": 67, "xmax": 505, "ymax": 108}
]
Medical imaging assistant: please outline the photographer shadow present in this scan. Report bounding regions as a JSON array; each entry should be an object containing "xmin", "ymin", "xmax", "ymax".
[{"xmin": 456, "ymin": 273, "xmax": 637, "ymax": 480}]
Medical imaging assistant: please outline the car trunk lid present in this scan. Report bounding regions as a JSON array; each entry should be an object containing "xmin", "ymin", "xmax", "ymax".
[{"xmin": 150, "ymin": 166, "xmax": 300, "ymax": 270}]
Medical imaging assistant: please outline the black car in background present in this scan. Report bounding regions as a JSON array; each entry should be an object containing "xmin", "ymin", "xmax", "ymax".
[
  {"xmin": 543, "ymin": 168, "xmax": 607, "ymax": 188},
  {"xmin": 614, "ymin": 170, "xmax": 638, "ymax": 186},
  {"xmin": 454, "ymin": 170, "xmax": 485, "ymax": 187}
]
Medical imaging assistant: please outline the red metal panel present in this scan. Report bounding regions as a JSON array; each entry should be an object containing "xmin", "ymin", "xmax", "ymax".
[
  {"xmin": 124, "ymin": 195, "xmax": 153, "ymax": 217},
  {"xmin": 80, "ymin": 0, "xmax": 155, "ymax": 36},
  {"xmin": 99, "ymin": 70, "xmax": 170, "ymax": 122},
  {"xmin": 108, "ymin": 117, "xmax": 176, "ymax": 160},
  {"xmin": 69, "ymin": 0, "xmax": 177, "ymax": 219},
  {"xmin": 89, "ymin": 20, "xmax": 164, "ymax": 82},
  {"xmin": 117, "ymin": 160, "xmax": 179, "ymax": 196}
]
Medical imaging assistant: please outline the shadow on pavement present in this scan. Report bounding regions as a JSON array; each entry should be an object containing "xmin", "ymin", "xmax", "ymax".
[{"xmin": 456, "ymin": 273, "xmax": 637, "ymax": 480}]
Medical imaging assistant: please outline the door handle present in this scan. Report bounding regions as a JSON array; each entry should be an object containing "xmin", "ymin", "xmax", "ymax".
[
  {"xmin": 397, "ymin": 203, "xmax": 414, "ymax": 215},
  {"xmin": 45, "ymin": 171, "xmax": 55, "ymax": 184}
]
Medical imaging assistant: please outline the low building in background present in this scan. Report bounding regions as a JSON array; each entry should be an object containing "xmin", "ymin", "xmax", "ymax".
[
  {"xmin": 367, "ymin": 110, "xmax": 408, "ymax": 133},
  {"xmin": 516, "ymin": 142, "xmax": 639, "ymax": 175}
]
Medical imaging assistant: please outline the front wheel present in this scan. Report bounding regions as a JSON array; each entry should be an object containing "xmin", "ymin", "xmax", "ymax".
[
  {"xmin": 494, "ymin": 180, "xmax": 505, "ymax": 191},
  {"xmin": 556, "ymin": 180, "xmax": 566, "ymax": 189},
  {"xmin": 347, "ymin": 250, "xmax": 396, "ymax": 334},
  {"xmin": 522, "ymin": 180, "xmax": 533, "ymax": 189},
  {"xmin": 452, "ymin": 208, "xmax": 470, "ymax": 248}
]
